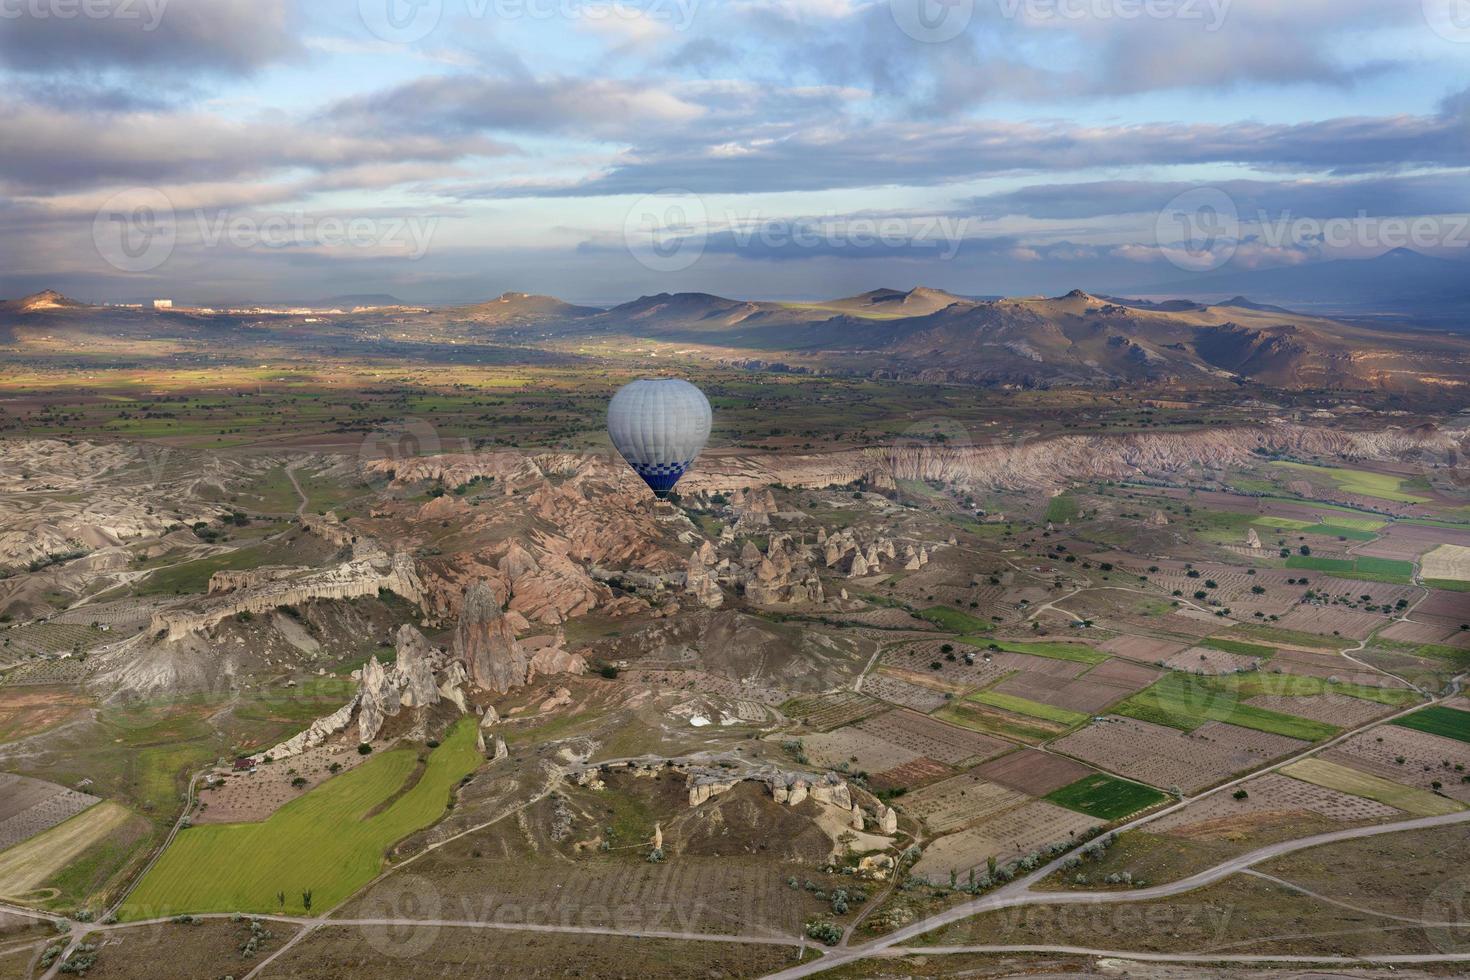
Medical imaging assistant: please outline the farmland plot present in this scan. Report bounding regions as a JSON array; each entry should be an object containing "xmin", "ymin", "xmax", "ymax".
[
  {"xmin": 1321, "ymin": 726, "xmax": 1470, "ymax": 802},
  {"xmin": 1281, "ymin": 758, "xmax": 1464, "ymax": 816},
  {"xmin": 1269, "ymin": 648, "xmax": 1409, "ymax": 688},
  {"xmin": 0, "ymin": 775, "xmax": 100, "ymax": 853},
  {"xmin": 863, "ymin": 670, "xmax": 952, "ymax": 712},
  {"xmin": 1150, "ymin": 772, "xmax": 1401, "ymax": 835},
  {"xmin": 1245, "ymin": 692, "xmax": 1395, "ymax": 728},
  {"xmin": 1411, "ymin": 589, "xmax": 1470, "ymax": 629},
  {"xmin": 853, "ymin": 709, "xmax": 1012, "ymax": 767},
  {"xmin": 974, "ymin": 748, "xmax": 1094, "ymax": 796},
  {"xmin": 912, "ymin": 801, "xmax": 1098, "ymax": 883},
  {"xmin": 989, "ymin": 658, "xmax": 1158, "ymax": 715},
  {"xmin": 1276, "ymin": 605, "xmax": 1386, "ymax": 640},
  {"xmin": 1380, "ymin": 620, "xmax": 1464, "ymax": 645},
  {"xmin": 1051, "ymin": 716, "xmax": 1308, "ymax": 793},
  {"xmin": 799, "ymin": 727, "xmax": 922, "ymax": 773},
  {"xmin": 1164, "ymin": 647, "xmax": 1260, "ymax": 674},
  {"xmin": 1099, "ymin": 634, "xmax": 1193, "ymax": 664},
  {"xmin": 867, "ymin": 756, "xmax": 953, "ymax": 792},
  {"xmin": 900, "ymin": 772, "xmax": 1029, "ymax": 834},
  {"xmin": 782, "ymin": 691, "xmax": 886, "ymax": 732}
]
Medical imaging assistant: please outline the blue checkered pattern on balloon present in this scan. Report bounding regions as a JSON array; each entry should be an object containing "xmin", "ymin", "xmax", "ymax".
[{"xmin": 631, "ymin": 460, "xmax": 690, "ymax": 494}]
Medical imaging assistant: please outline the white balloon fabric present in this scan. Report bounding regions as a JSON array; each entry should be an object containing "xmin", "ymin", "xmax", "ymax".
[{"xmin": 607, "ymin": 378, "xmax": 712, "ymax": 497}]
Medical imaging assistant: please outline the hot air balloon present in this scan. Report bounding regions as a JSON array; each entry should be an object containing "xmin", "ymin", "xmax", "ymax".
[{"xmin": 607, "ymin": 378, "xmax": 712, "ymax": 498}]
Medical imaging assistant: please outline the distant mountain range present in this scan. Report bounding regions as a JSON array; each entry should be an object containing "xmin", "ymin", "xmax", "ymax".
[
  {"xmin": 1136, "ymin": 248, "xmax": 1470, "ymax": 321},
  {"xmin": 4, "ymin": 283, "xmax": 1467, "ymax": 397}
]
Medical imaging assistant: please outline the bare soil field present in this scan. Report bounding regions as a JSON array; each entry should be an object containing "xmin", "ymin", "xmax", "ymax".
[
  {"xmin": 0, "ymin": 774, "xmax": 100, "ymax": 852},
  {"xmin": 1321, "ymin": 725, "xmax": 1470, "ymax": 801},
  {"xmin": 0, "ymin": 687, "xmax": 93, "ymax": 744},
  {"xmin": 866, "ymin": 756, "xmax": 952, "ymax": 792},
  {"xmin": 900, "ymin": 770, "xmax": 1029, "ymax": 834},
  {"xmin": 1414, "ymin": 589, "xmax": 1470, "ymax": 629},
  {"xmin": 861, "ymin": 670, "xmax": 951, "ymax": 712},
  {"xmin": 1051, "ymin": 716, "xmax": 1307, "ymax": 793},
  {"xmin": 974, "ymin": 748, "xmax": 1093, "ymax": 796},
  {"xmin": 1357, "ymin": 523, "xmax": 1461, "ymax": 560},
  {"xmin": 1380, "ymin": 619, "xmax": 1464, "ymax": 645},
  {"xmin": 911, "ymin": 800, "xmax": 1097, "ymax": 883},
  {"xmin": 800, "ymin": 727, "xmax": 923, "ymax": 773},
  {"xmin": 1277, "ymin": 604, "xmax": 1386, "ymax": 639},
  {"xmin": 1163, "ymin": 646, "xmax": 1259, "ymax": 674},
  {"xmin": 1150, "ymin": 771, "xmax": 1400, "ymax": 835},
  {"xmin": 853, "ymin": 709, "xmax": 1012, "ymax": 767},
  {"xmin": 257, "ymin": 925, "xmax": 804, "ymax": 979},
  {"xmin": 1246, "ymin": 691, "xmax": 1395, "ymax": 727},
  {"xmin": 1098, "ymin": 634, "xmax": 1192, "ymax": 663},
  {"xmin": 79, "ymin": 918, "xmax": 301, "ymax": 980}
]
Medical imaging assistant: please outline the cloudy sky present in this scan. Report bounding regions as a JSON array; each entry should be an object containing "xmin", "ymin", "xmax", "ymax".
[{"xmin": 2, "ymin": 0, "xmax": 1469, "ymax": 305}]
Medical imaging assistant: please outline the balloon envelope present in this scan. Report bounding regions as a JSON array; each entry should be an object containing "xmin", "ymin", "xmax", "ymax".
[{"xmin": 607, "ymin": 378, "xmax": 712, "ymax": 497}]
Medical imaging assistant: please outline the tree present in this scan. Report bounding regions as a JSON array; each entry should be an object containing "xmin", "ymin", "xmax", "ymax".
[
  {"xmin": 276, "ymin": 891, "xmax": 285, "ymax": 912},
  {"xmin": 302, "ymin": 890, "xmax": 312, "ymax": 913}
]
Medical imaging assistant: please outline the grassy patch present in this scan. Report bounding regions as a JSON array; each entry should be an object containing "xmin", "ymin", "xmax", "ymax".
[
  {"xmin": 1115, "ymin": 673, "xmax": 1338, "ymax": 740},
  {"xmin": 1281, "ymin": 758, "xmax": 1464, "ymax": 816},
  {"xmin": 1426, "ymin": 579, "xmax": 1470, "ymax": 593},
  {"xmin": 1045, "ymin": 774, "xmax": 1168, "ymax": 821},
  {"xmin": 1301, "ymin": 524, "xmax": 1378, "ymax": 542},
  {"xmin": 1044, "ymin": 493, "xmax": 1080, "ymax": 524},
  {"xmin": 1223, "ymin": 623, "xmax": 1345, "ymax": 651},
  {"xmin": 1269, "ymin": 462, "xmax": 1430, "ymax": 504},
  {"xmin": 119, "ymin": 718, "xmax": 482, "ymax": 918},
  {"xmin": 917, "ymin": 607, "xmax": 993, "ymax": 633},
  {"xmin": 1392, "ymin": 705, "xmax": 1470, "ymax": 743},
  {"xmin": 967, "ymin": 690, "xmax": 1088, "ymax": 727}
]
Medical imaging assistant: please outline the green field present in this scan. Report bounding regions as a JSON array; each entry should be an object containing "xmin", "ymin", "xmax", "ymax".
[
  {"xmin": 119, "ymin": 718, "xmax": 482, "ymax": 919},
  {"xmin": 1284, "ymin": 554, "xmax": 1414, "ymax": 585},
  {"xmin": 1301, "ymin": 524, "xmax": 1378, "ymax": 541},
  {"xmin": 1115, "ymin": 673, "xmax": 1338, "ymax": 740},
  {"xmin": 960, "ymin": 639, "xmax": 1108, "ymax": 665},
  {"xmin": 1269, "ymin": 462, "xmax": 1429, "ymax": 504},
  {"xmin": 1044, "ymin": 774, "xmax": 1168, "ymax": 820},
  {"xmin": 1393, "ymin": 706, "xmax": 1470, "ymax": 743},
  {"xmin": 1426, "ymin": 579, "xmax": 1470, "ymax": 593},
  {"xmin": 967, "ymin": 690, "xmax": 1088, "ymax": 727},
  {"xmin": 917, "ymin": 606, "xmax": 993, "ymax": 633},
  {"xmin": 1044, "ymin": 493, "xmax": 1080, "ymax": 524}
]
